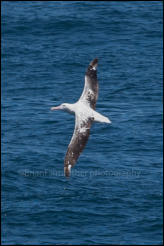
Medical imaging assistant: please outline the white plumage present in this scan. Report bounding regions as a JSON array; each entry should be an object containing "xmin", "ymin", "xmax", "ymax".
[{"xmin": 51, "ymin": 58, "xmax": 111, "ymax": 177}]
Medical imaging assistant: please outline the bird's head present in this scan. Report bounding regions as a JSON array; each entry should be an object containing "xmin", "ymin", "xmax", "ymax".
[{"xmin": 51, "ymin": 103, "xmax": 74, "ymax": 114}]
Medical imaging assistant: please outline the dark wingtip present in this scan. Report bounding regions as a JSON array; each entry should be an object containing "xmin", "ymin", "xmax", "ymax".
[{"xmin": 90, "ymin": 58, "xmax": 98, "ymax": 67}]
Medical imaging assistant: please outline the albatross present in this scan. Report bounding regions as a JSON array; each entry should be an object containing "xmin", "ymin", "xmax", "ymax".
[{"xmin": 51, "ymin": 58, "xmax": 111, "ymax": 177}]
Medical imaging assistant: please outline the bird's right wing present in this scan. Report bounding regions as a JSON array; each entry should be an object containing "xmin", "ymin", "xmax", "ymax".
[{"xmin": 79, "ymin": 58, "xmax": 99, "ymax": 110}]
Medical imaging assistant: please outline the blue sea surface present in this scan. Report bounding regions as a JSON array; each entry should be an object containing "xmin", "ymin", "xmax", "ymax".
[{"xmin": 1, "ymin": 1, "xmax": 163, "ymax": 245}]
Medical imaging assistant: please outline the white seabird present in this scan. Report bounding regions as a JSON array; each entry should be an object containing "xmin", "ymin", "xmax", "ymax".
[{"xmin": 51, "ymin": 58, "xmax": 111, "ymax": 177}]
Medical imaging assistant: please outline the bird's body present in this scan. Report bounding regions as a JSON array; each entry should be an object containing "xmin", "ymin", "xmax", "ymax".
[
  {"xmin": 62, "ymin": 102, "xmax": 110, "ymax": 123},
  {"xmin": 51, "ymin": 58, "xmax": 111, "ymax": 177}
]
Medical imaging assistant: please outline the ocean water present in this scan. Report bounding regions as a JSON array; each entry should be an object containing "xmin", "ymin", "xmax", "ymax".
[{"xmin": 1, "ymin": 1, "xmax": 163, "ymax": 245}]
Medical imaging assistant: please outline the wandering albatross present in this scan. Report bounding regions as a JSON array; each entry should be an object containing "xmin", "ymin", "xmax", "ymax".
[{"xmin": 51, "ymin": 58, "xmax": 111, "ymax": 177}]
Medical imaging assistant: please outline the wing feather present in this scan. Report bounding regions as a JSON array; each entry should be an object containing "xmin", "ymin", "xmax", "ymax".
[
  {"xmin": 64, "ymin": 115, "xmax": 93, "ymax": 177},
  {"xmin": 79, "ymin": 58, "xmax": 99, "ymax": 110}
]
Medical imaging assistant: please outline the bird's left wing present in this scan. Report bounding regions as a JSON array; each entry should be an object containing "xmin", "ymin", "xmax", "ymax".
[{"xmin": 64, "ymin": 115, "xmax": 93, "ymax": 177}]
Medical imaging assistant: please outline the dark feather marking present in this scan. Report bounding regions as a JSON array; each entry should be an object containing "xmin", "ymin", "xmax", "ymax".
[
  {"xmin": 64, "ymin": 58, "xmax": 98, "ymax": 177},
  {"xmin": 80, "ymin": 58, "xmax": 99, "ymax": 110},
  {"xmin": 64, "ymin": 117, "xmax": 93, "ymax": 177}
]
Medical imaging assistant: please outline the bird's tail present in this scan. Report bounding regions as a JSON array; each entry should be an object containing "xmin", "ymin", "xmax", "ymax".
[{"xmin": 93, "ymin": 110, "xmax": 111, "ymax": 124}]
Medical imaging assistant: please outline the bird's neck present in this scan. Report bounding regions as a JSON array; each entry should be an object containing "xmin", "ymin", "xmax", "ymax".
[{"xmin": 65, "ymin": 103, "xmax": 76, "ymax": 114}]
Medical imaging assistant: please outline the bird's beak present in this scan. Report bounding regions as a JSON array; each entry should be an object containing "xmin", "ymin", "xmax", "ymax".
[{"xmin": 51, "ymin": 106, "xmax": 61, "ymax": 110}]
